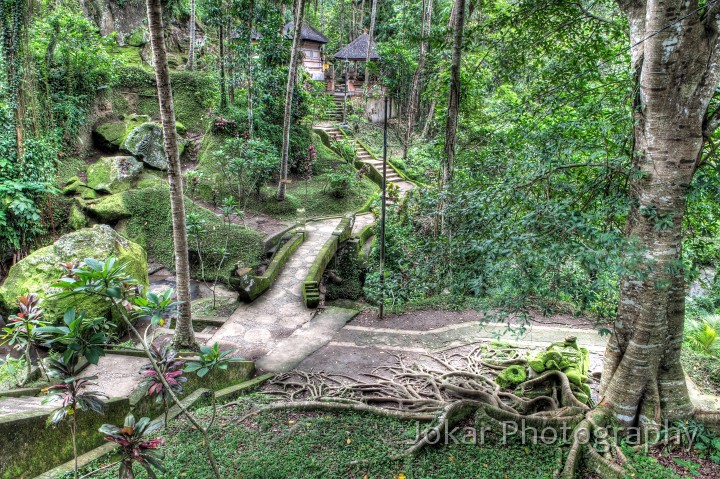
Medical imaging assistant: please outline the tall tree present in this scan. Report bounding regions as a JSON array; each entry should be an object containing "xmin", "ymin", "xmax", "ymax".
[
  {"xmin": 1, "ymin": 0, "xmax": 27, "ymax": 159},
  {"xmin": 187, "ymin": 0, "xmax": 196, "ymax": 70},
  {"xmin": 145, "ymin": 0, "xmax": 196, "ymax": 349},
  {"xmin": 404, "ymin": 0, "xmax": 433, "ymax": 157},
  {"xmin": 439, "ymin": 0, "xmax": 465, "ymax": 234},
  {"xmin": 363, "ymin": 0, "xmax": 377, "ymax": 92},
  {"xmin": 598, "ymin": 0, "xmax": 720, "ymax": 429},
  {"xmin": 276, "ymin": 0, "xmax": 306, "ymax": 201}
]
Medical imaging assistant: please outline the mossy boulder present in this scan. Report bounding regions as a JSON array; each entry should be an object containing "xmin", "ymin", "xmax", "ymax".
[
  {"xmin": 0, "ymin": 225, "xmax": 148, "ymax": 324},
  {"xmin": 85, "ymin": 193, "xmax": 132, "ymax": 223},
  {"xmin": 121, "ymin": 122, "xmax": 185, "ymax": 170},
  {"xmin": 86, "ymin": 156, "xmax": 144, "ymax": 193},
  {"xmin": 69, "ymin": 204, "xmax": 89, "ymax": 230},
  {"xmin": 126, "ymin": 27, "xmax": 149, "ymax": 47},
  {"xmin": 93, "ymin": 114, "xmax": 150, "ymax": 152}
]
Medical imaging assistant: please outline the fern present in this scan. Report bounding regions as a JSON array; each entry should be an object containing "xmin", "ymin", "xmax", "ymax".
[{"xmin": 686, "ymin": 317, "xmax": 720, "ymax": 354}]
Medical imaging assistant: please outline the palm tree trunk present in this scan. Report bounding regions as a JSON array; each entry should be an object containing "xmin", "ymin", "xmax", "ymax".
[
  {"xmin": 187, "ymin": 0, "xmax": 196, "ymax": 70},
  {"xmin": 145, "ymin": 0, "xmax": 196, "ymax": 349},
  {"xmin": 276, "ymin": 0, "xmax": 306, "ymax": 201},
  {"xmin": 248, "ymin": 0, "xmax": 255, "ymax": 137}
]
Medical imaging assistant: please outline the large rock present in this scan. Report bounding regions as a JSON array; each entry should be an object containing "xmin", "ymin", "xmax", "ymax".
[
  {"xmin": 93, "ymin": 115, "xmax": 150, "ymax": 152},
  {"xmin": 85, "ymin": 193, "xmax": 132, "ymax": 223},
  {"xmin": 86, "ymin": 156, "xmax": 144, "ymax": 193},
  {"xmin": 121, "ymin": 122, "xmax": 186, "ymax": 170},
  {"xmin": 0, "ymin": 225, "xmax": 148, "ymax": 325}
]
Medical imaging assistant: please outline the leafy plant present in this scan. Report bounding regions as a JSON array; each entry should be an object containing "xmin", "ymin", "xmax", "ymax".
[
  {"xmin": 0, "ymin": 293, "xmax": 50, "ymax": 384},
  {"xmin": 0, "ymin": 354, "xmax": 27, "ymax": 388},
  {"xmin": 38, "ymin": 307, "xmax": 113, "ymax": 365},
  {"xmin": 100, "ymin": 414, "xmax": 165, "ymax": 479},
  {"xmin": 685, "ymin": 317, "xmax": 720, "ymax": 355},
  {"xmin": 42, "ymin": 357, "xmax": 106, "ymax": 478},
  {"xmin": 140, "ymin": 344, "xmax": 186, "ymax": 427},
  {"xmin": 184, "ymin": 342, "xmax": 240, "ymax": 378}
]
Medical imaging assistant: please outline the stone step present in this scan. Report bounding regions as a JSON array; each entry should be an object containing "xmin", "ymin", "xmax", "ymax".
[{"xmin": 0, "ymin": 396, "xmax": 55, "ymax": 418}]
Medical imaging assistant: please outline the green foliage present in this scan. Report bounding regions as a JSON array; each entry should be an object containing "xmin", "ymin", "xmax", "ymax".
[
  {"xmin": 324, "ymin": 165, "xmax": 360, "ymax": 199},
  {"xmin": 0, "ymin": 293, "xmax": 50, "ymax": 359},
  {"xmin": 0, "ymin": 354, "xmax": 27, "ymax": 389},
  {"xmin": 622, "ymin": 446, "xmax": 682, "ymax": 479},
  {"xmin": 184, "ymin": 342, "xmax": 239, "ymax": 378},
  {"xmin": 140, "ymin": 345, "xmax": 187, "ymax": 403},
  {"xmin": 42, "ymin": 357, "xmax": 107, "ymax": 426},
  {"xmin": 38, "ymin": 307, "xmax": 114, "ymax": 366},
  {"xmin": 215, "ymin": 137, "xmax": 280, "ymax": 199},
  {"xmin": 685, "ymin": 317, "xmax": 720, "ymax": 355}
]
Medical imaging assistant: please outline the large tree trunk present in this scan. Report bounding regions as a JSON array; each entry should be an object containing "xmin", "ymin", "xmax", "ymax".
[
  {"xmin": 599, "ymin": 0, "xmax": 720, "ymax": 427},
  {"xmin": 404, "ymin": 0, "xmax": 433, "ymax": 159},
  {"xmin": 276, "ymin": 0, "xmax": 306, "ymax": 201},
  {"xmin": 146, "ymin": 0, "xmax": 196, "ymax": 349},
  {"xmin": 439, "ymin": 0, "xmax": 465, "ymax": 234},
  {"xmin": 363, "ymin": 0, "xmax": 377, "ymax": 93},
  {"xmin": 187, "ymin": 0, "xmax": 196, "ymax": 70}
]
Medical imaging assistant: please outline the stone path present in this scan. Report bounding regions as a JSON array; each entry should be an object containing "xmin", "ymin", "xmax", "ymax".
[
  {"xmin": 208, "ymin": 217, "xmax": 358, "ymax": 372},
  {"xmin": 297, "ymin": 319, "xmax": 610, "ymax": 378}
]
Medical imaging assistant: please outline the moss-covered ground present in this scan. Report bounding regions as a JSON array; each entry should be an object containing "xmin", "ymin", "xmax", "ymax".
[
  {"xmin": 66, "ymin": 395, "xmax": 559, "ymax": 479},
  {"xmin": 118, "ymin": 184, "xmax": 263, "ymax": 283},
  {"xmin": 194, "ymin": 131, "xmax": 378, "ymax": 221},
  {"xmin": 63, "ymin": 393, "xmax": 689, "ymax": 479}
]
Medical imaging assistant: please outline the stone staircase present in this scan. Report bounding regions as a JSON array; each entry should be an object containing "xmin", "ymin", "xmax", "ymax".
[
  {"xmin": 316, "ymin": 125, "xmax": 409, "ymax": 191},
  {"xmin": 326, "ymin": 94, "xmax": 344, "ymax": 121}
]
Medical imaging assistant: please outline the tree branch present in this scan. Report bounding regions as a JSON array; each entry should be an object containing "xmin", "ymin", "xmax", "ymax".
[{"xmin": 572, "ymin": 1, "xmax": 614, "ymax": 24}]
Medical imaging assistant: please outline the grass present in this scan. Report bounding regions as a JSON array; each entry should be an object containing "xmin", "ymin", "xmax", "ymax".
[
  {"xmin": 195, "ymin": 131, "xmax": 379, "ymax": 221},
  {"xmin": 64, "ymin": 395, "xmax": 562, "ymax": 479},
  {"xmin": 246, "ymin": 175, "xmax": 378, "ymax": 220}
]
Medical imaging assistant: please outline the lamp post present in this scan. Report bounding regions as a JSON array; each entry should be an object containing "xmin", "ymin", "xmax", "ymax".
[{"xmin": 379, "ymin": 95, "xmax": 389, "ymax": 319}]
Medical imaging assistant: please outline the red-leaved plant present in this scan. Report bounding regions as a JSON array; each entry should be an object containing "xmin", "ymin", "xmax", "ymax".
[
  {"xmin": 100, "ymin": 413, "xmax": 165, "ymax": 479},
  {"xmin": 139, "ymin": 344, "xmax": 186, "ymax": 426}
]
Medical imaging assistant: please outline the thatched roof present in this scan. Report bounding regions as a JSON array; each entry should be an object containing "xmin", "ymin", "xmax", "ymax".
[
  {"xmin": 334, "ymin": 34, "xmax": 380, "ymax": 61},
  {"xmin": 283, "ymin": 22, "xmax": 329, "ymax": 44}
]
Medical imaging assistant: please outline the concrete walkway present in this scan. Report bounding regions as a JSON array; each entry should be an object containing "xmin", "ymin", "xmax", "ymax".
[{"xmin": 208, "ymin": 217, "xmax": 358, "ymax": 372}]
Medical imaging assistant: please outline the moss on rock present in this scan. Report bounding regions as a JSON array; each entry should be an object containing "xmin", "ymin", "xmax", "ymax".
[
  {"xmin": 86, "ymin": 156, "xmax": 144, "ymax": 193},
  {"xmin": 69, "ymin": 204, "xmax": 88, "ymax": 230},
  {"xmin": 85, "ymin": 193, "xmax": 132, "ymax": 223},
  {"xmin": 0, "ymin": 225, "xmax": 148, "ymax": 324}
]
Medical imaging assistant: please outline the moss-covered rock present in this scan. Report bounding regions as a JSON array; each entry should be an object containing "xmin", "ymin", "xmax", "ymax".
[
  {"xmin": 86, "ymin": 156, "xmax": 144, "ymax": 193},
  {"xmin": 93, "ymin": 115, "xmax": 153, "ymax": 153},
  {"xmin": 0, "ymin": 225, "xmax": 148, "ymax": 324},
  {"xmin": 126, "ymin": 27, "xmax": 149, "ymax": 47},
  {"xmin": 61, "ymin": 176, "xmax": 86, "ymax": 195},
  {"xmin": 85, "ymin": 193, "xmax": 132, "ymax": 223},
  {"xmin": 69, "ymin": 204, "xmax": 88, "ymax": 230},
  {"xmin": 496, "ymin": 365, "xmax": 528, "ymax": 388},
  {"xmin": 122, "ymin": 122, "xmax": 171, "ymax": 170}
]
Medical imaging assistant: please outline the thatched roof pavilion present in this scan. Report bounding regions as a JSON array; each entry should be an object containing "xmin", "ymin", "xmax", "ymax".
[{"xmin": 334, "ymin": 33, "xmax": 379, "ymax": 61}]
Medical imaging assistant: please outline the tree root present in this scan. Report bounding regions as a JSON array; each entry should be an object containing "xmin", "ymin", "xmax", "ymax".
[
  {"xmin": 231, "ymin": 400, "xmax": 437, "ymax": 423},
  {"xmin": 234, "ymin": 353, "xmax": 631, "ymax": 477},
  {"xmin": 695, "ymin": 408, "xmax": 720, "ymax": 432}
]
